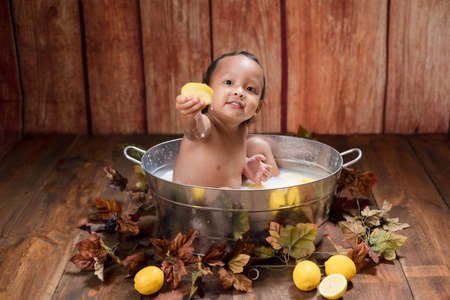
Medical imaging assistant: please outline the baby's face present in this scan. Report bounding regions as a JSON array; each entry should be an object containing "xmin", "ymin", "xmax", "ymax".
[{"xmin": 208, "ymin": 55, "xmax": 264, "ymax": 126}]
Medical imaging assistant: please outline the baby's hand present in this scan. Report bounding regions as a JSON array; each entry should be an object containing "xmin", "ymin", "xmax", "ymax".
[
  {"xmin": 176, "ymin": 94, "xmax": 207, "ymax": 118},
  {"xmin": 243, "ymin": 154, "xmax": 273, "ymax": 185}
]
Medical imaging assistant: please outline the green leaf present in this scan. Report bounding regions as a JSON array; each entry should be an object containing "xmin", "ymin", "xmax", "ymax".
[
  {"xmin": 253, "ymin": 246, "xmax": 275, "ymax": 259},
  {"xmin": 278, "ymin": 223, "xmax": 317, "ymax": 259},
  {"xmin": 297, "ymin": 125, "xmax": 313, "ymax": 139},
  {"xmin": 369, "ymin": 228, "xmax": 407, "ymax": 260},
  {"xmin": 228, "ymin": 254, "xmax": 250, "ymax": 273},
  {"xmin": 383, "ymin": 218, "xmax": 410, "ymax": 232}
]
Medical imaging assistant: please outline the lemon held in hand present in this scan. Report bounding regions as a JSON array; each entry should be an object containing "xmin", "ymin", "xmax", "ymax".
[
  {"xmin": 325, "ymin": 254, "xmax": 356, "ymax": 281},
  {"xmin": 134, "ymin": 266, "xmax": 164, "ymax": 295},
  {"xmin": 319, "ymin": 273, "xmax": 348, "ymax": 299},
  {"xmin": 292, "ymin": 260, "xmax": 321, "ymax": 291},
  {"xmin": 181, "ymin": 82, "xmax": 214, "ymax": 105}
]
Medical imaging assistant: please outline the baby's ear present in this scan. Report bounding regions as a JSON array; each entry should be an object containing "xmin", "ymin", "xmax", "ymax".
[{"xmin": 255, "ymin": 101, "xmax": 264, "ymax": 114}]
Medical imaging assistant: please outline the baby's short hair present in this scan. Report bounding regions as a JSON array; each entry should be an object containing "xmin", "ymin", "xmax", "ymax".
[{"xmin": 202, "ymin": 50, "xmax": 266, "ymax": 100}]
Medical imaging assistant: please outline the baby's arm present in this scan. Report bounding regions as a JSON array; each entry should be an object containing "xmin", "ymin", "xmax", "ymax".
[
  {"xmin": 175, "ymin": 95, "xmax": 211, "ymax": 140},
  {"xmin": 243, "ymin": 154, "xmax": 272, "ymax": 184},
  {"xmin": 244, "ymin": 136, "xmax": 280, "ymax": 184}
]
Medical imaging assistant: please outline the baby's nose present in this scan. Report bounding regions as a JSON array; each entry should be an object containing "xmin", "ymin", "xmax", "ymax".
[{"xmin": 234, "ymin": 87, "xmax": 244, "ymax": 97}]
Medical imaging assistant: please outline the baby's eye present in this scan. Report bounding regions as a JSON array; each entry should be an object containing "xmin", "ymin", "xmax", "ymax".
[
  {"xmin": 247, "ymin": 86, "xmax": 257, "ymax": 93},
  {"xmin": 224, "ymin": 80, "xmax": 232, "ymax": 85}
]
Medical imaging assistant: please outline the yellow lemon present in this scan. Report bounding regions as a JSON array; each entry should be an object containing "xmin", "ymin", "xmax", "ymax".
[
  {"xmin": 269, "ymin": 190, "xmax": 286, "ymax": 215},
  {"xmin": 192, "ymin": 187, "xmax": 206, "ymax": 204},
  {"xmin": 292, "ymin": 260, "xmax": 321, "ymax": 291},
  {"xmin": 325, "ymin": 255, "xmax": 356, "ymax": 281},
  {"xmin": 318, "ymin": 273, "xmax": 347, "ymax": 299},
  {"xmin": 287, "ymin": 187, "xmax": 301, "ymax": 206},
  {"xmin": 181, "ymin": 82, "xmax": 214, "ymax": 105},
  {"xmin": 134, "ymin": 266, "xmax": 164, "ymax": 295},
  {"xmin": 301, "ymin": 177, "xmax": 314, "ymax": 183}
]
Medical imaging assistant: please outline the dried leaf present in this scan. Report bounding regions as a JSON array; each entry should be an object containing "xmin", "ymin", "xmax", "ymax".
[
  {"xmin": 217, "ymin": 268, "xmax": 253, "ymax": 292},
  {"xmin": 189, "ymin": 270, "xmax": 204, "ymax": 300},
  {"xmin": 104, "ymin": 166, "xmax": 128, "ymax": 191},
  {"xmin": 95, "ymin": 197, "xmax": 122, "ymax": 220},
  {"xmin": 71, "ymin": 233, "xmax": 106, "ymax": 270},
  {"xmin": 381, "ymin": 200, "xmax": 392, "ymax": 215},
  {"xmin": 94, "ymin": 257, "xmax": 104, "ymax": 281},
  {"xmin": 122, "ymin": 253, "xmax": 146, "ymax": 278},
  {"xmin": 266, "ymin": 221, "xmax": 282, "ymax": 250},
  {"xmin": 346, "ymin": 241, "xmax": 370, "ymax": 271},
  {"xmin": 228, "ymin": 254, "xmax": 250, "ymax": 274},
  {"xmin": 277, "ymin": 223, "xmax": 317, "ymax": 259},
  {"xmin": 253, "ymin": 246, "xmax": 275, "ymax": 259},
  {"xmin": 383, "ymin": 218, "xmax": 410, "ymax": 232},
  {"xmin": 369, "ymin": 228, "xmax": 407, "ymax": 261},
  {"xmin": 100, "ymin": 239, "xmax": 121, "ymax": 264},
  {"xmin": 297, "ymin": 125, "xmax": 313, "ymax": 139},
  {"xmin": 117, "ymin": 214, "xmax": 140, "ymax": 235},
  {"xmin": 162, "ymin": 258, "xmax": 187, "ymax": 289},
  {"xmin": 126, "ymin": 190, "xmax": 152, "ymax": 215},
  {"xmin": 361, "ymin": 206, "xmax": 383, "ymax": 227},
  {"xmin": 357, "ymin": 172, "xmax": 377, "ymax": 197},
  {"xmin": 150, "ymin": 231, "xmax": 198, "ymax": 290},
  {"xmin": 338, "ymin": 220, "xmax": 366, "ymax": 242},
  {"xmin": 202, "ymin": 242, "xmax": 227, "ymax": 267}
]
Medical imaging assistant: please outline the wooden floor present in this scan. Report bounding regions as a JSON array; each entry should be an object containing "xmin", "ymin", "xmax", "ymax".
[{"xmin": 0, "ymin": 134, "xmax": 448, "ymax": 300}]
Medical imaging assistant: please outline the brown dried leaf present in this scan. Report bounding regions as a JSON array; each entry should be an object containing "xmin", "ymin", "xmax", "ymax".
[
  {"xmin": 122, "ymin": 253, "xmax": 146, "ymax": 278},
  {"xmin": 346, "ymin": 241, "xmax": 370, "ymax": 271},
  {"xmin": 126, "ymin": 190, "xmax": 153, "ymax": 215},
  {"xmin": 217, "ymin": 267, "xmax": 252, "ymax": 292},
  {"xmin": 71, "ymin": 233, "xmax": 106, "ymax": 270},
  {"xmin": 95, "ymin": 197, "xmax": 122, "ymax": 220},
  {"xmin": 104, "ymin": 166, "xmax": 128, "ymax": 191},
  {"xmin": 162, "ymin": 258, "xmax": 188, "ymax": 290},
  {"xmin": 202, "ymin": 242, "xmax": 227, "ymax": 267},
  {"xmin": 338, "ymin": 220, "xmax": 366, "ymax": 242},
  {"xmin": 117, "ymin": 214, "xmax": 140, "ymax": 235},
  {"xmin": 357, "ymin": 171, "xmax": 377, "ymax": 197},
  {"xmin": 266, "ymin": 221, "xmax": 282, "ymax": 250}
]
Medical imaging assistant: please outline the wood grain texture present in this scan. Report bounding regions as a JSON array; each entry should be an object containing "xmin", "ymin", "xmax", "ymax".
[
  {"xmin": 12, "ymin": 0, "xmax": 87, "ymax": 134},
  {"xmin": 324, "ymin": 135, "xmax": 450, "ymax": 300},
  {"xmin": 286, "ymin": 0, "xmax": 387, "ymax": 134},
  {"xmin": 211, "ymin": 0, "xmax": 282, "ymax": 133},
  {"xmin": 0, "ymin": 135, "xmax": 76, "ymax": 300},
  {"xmin": 82, "ymin": 0, "xmax": 146, "ymax": 134},
  {"xmin": 140, "ymin": 0, "xmax": 211, "ymax": 134},
  {"xmin": 407, "ymin": 135, "xmax": 450, "ymax": 205},
  {"xmin": 0, "ymin": 1, "xmax": 21, "ymax": 160},
  {"xmin": 386, "ymin": 0, "xmax": 450, "ymax": 133}
]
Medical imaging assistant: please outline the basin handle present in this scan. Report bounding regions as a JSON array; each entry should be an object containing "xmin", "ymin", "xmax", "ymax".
[
  {"xmin": 341, "ymin": 148, "xmax": 362, "ymax": 168},
  {"xmin": 123, "ymin": 146, "xmax": 145, "ymax": 165}
]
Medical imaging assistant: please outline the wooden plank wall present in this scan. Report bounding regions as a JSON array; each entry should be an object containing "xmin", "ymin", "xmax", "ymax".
[
  {"xmin": 0, "ymin": 0, "xmax": 21, "ymax": 159},
  {"xmin": 1, "ymin": 0, "xmax": 449, "ymax": 144}
]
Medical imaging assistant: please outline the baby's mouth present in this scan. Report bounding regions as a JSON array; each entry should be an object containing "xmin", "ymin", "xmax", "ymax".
[{"xmin": 226, "ymin": 99, "xmax": 245, "ymax": 109}]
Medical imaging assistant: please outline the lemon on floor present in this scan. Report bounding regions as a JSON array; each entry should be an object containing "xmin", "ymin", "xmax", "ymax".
[
  {"xmin": 292, "ymin": 260, "xmax": 321, "ymax": 291},
  {"xmin": 318, "ymin": 273, "xmax": 347, "ymax": 299}
]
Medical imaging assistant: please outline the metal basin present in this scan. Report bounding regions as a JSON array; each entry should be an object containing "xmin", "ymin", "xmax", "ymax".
[{"xmin": 124, "ymin": 135, "xmax": 361, "ymax": 248}]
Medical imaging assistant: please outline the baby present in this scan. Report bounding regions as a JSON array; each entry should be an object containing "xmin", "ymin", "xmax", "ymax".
[{"xmin": 173, "ymin": 51, "xmax": 279, "ymax": 188}]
